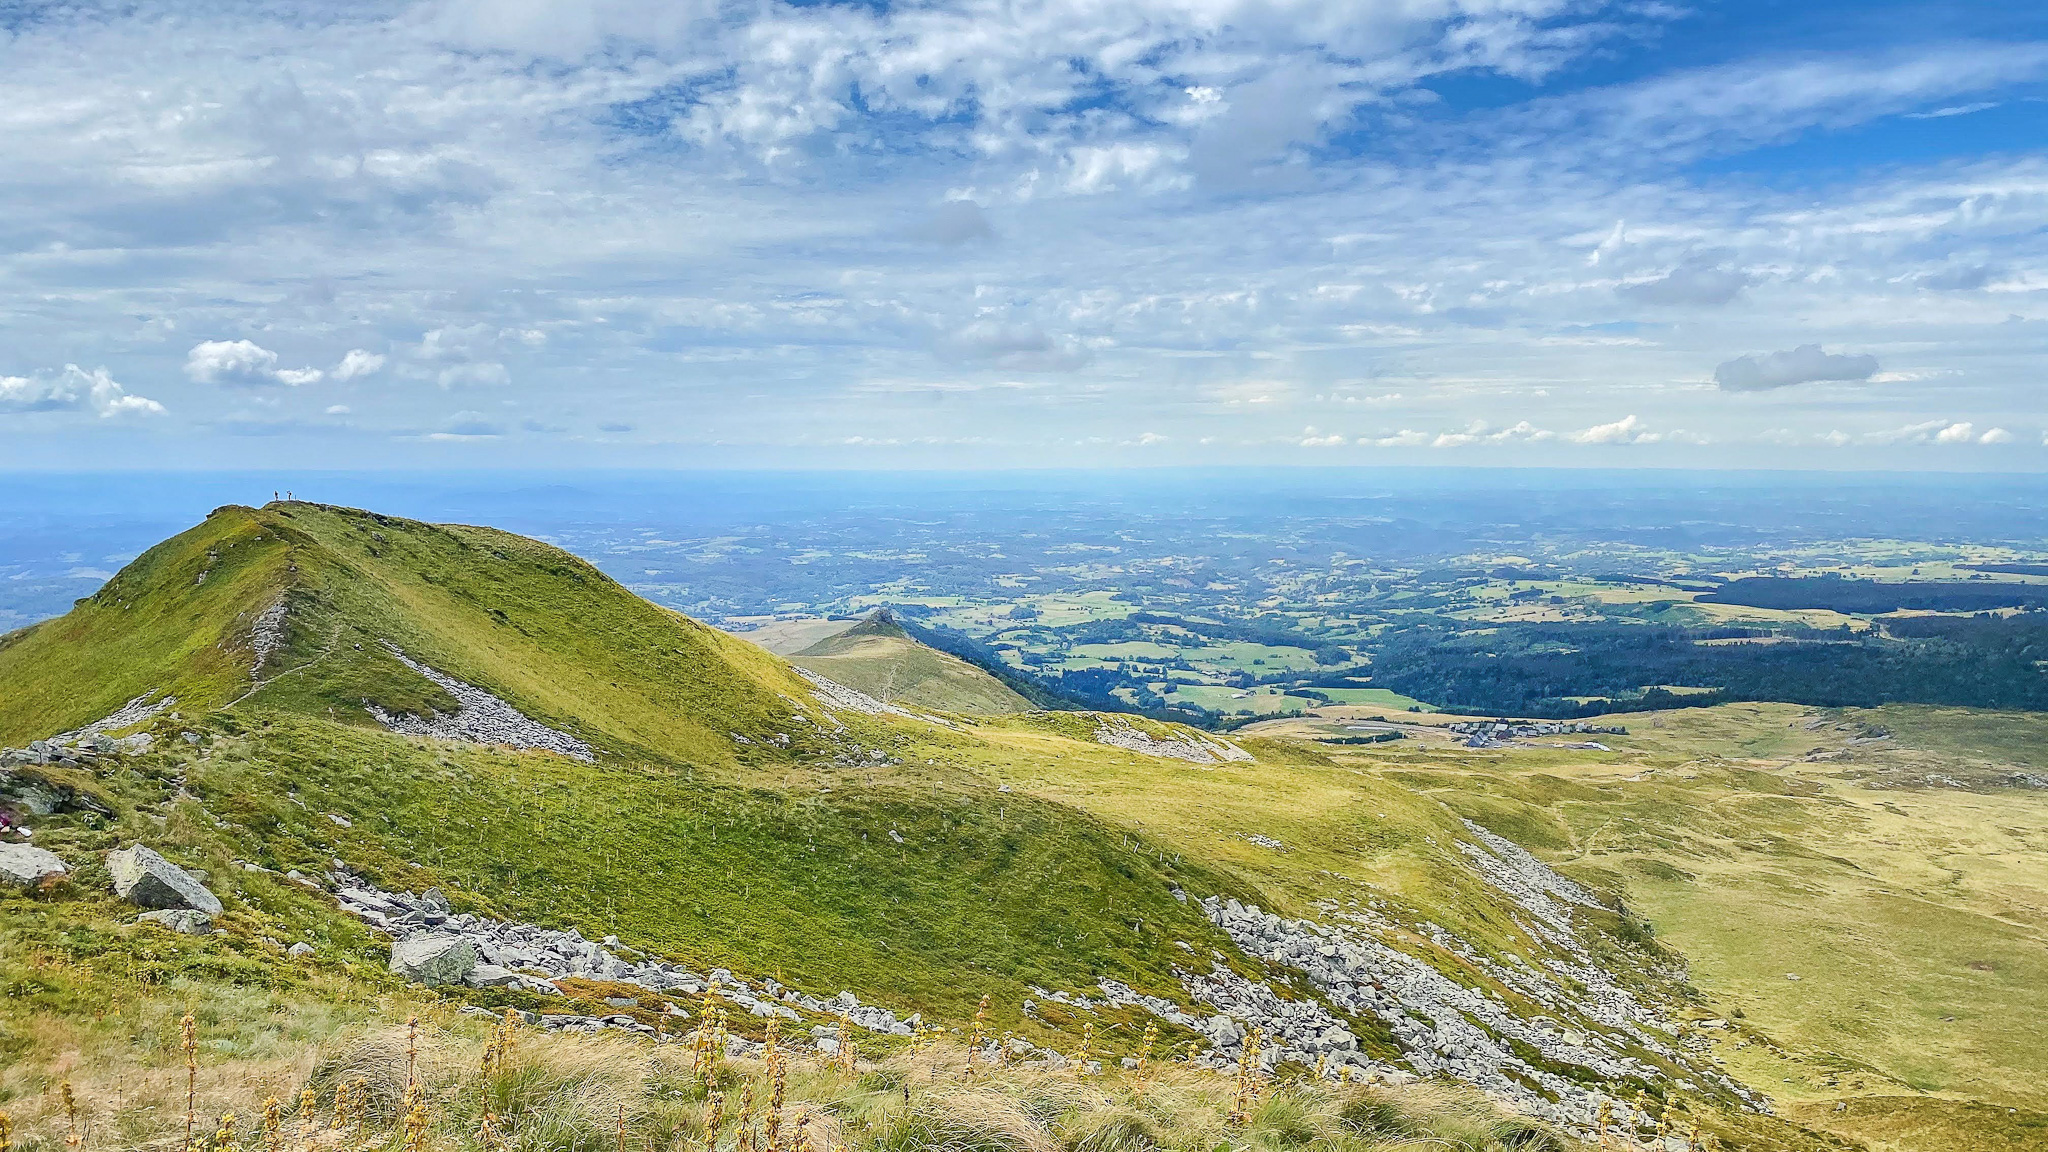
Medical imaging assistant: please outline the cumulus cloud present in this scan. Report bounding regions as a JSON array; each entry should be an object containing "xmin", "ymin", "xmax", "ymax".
[
  {"xmin": 1428, "ymin": 421, "xmax": 1556, "ymax": 448},
  {"xmin": 0, "ymin": 375, "xmax": 73, "ymax": 414},
  {"xmin": 0, "ymin": 365, "xmax": 164, "ymax": 418},
  {"xmin": 185, "ymin": 340, "xmax": 323, "ymax": 387},
  {"xmin": 1861, "ymin": 420, "xmax": 2013, "ymax": 446},
  {"xmin": 1571, "ymin": 414, "xmax": 1654, "ymax": 444},
  {"xmin": 1618, "ymin": 258, "xmax": 1750, "ymax": 306},
  {"xmin": 1367, "ymin": 430, "xmax": 1433, "ymax": 447},
  {"xmin": 333, "ymin": 349, "xmax": 387, "ymax": 380},
  {"xmin": 0, "ymin": 2, "xmax": 2042, "ymax": 463},
  {"xmin": 1714, "ymin": 345, "xmax": 1880, "ymax": 392}
]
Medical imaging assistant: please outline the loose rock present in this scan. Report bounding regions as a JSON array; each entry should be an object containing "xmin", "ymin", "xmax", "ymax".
[
  {"xmin": 0, "ymin": 842, "xmax": 66, "ymax": 887},
  {"xmin": 138, "ymin": 909, "xmax": 214, "ymax": 935},
  {"xmin": 389, "ymin": 934, "xmax": 479, "ymax": 986},
  {"xmin": 107, "ymin": 845, "xmax": 223, "ymax": 914}
]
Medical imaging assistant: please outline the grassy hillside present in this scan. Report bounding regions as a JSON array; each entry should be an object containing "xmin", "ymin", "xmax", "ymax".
[
  {"xmin": 0, "ymin": 501, "xmax": 817, "ymax": 766},
  {"xmin": 1254, "ymin": 704, "xmax": 2048, "ymax": 1152},
  {"xmin": 787, "ymin": 611, "xmax": 1032, "ymax": 716},
  {"xmin": 11, "ymin": 503, "xmax": 2048, "ymax": 1152}
]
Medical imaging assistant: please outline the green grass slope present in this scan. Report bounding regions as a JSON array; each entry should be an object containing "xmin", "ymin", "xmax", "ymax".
[
  {"xmin": 790, "ymin": 610, "xmax": 1032, "ymax": 715},
  {"xmin": 0, "ymin": 502, "xmax": 1248, "ymax": 1030},
  {"xmin": 0, "ymin": 504, "xmax": 1932, "ymax": 1152},
  {"xmin": 0, "ymin": 501, "xmax": 817, "ymax": 766}
]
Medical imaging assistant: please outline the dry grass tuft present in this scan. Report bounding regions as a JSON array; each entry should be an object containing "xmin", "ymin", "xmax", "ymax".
[{"xmin": 0, "ymin": 1014, "xmax": 1578, "ymax": 1152}]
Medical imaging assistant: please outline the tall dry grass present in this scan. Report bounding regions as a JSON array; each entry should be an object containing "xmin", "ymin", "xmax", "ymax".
[{"xmin": 0, "ymin": 1013, "xmax": 1576, "ymax": 1152}]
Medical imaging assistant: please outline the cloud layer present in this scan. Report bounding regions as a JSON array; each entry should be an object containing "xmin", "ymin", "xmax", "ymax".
[{"xmin": 0, "ymin": 1, "xmax": 2042, "ymax": 466}]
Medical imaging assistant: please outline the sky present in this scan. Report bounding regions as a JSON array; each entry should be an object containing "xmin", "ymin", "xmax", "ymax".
[{"xmin": 0, "ymin": 0, "xmax": 2044, "ymax": 471}]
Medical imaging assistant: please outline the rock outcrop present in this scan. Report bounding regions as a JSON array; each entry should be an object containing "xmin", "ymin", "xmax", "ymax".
[
  {"xmin": 0, "ymin": 842, "xmax": 66, "ymax": 887},
  {"xmin": 335, "ymin": 875, "xmax": 920, "ymax": 1035},
  {"xmin": 47, "ymin": 691, "xmax": 177, "ymax": 745},
  {"xmin": 1093, "ymin": 716, "xmax": 1252, "ymax": 764},
  {"xmin": 107, "ymin": 845, "xmax": 223, "ymax": 914},
  {"xmin": 138, "ymin": 909, "xmax": 214, "ymax": 934},
  {"xmin": 389, "ymin": 934, "xmax": 479, "ymax": 986},
  {"xmin": 367, "ymin": 645, "xmax": 595, "ymax": 762},
  {"xmin": 792, "ymin": 667, "xmax": 917, "ymax": 719}
]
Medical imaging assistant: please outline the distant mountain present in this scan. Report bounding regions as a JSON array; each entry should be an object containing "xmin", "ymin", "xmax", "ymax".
[{"xmin": 784, "ymin": 609, "xmax": 1032, "ymax": 717}]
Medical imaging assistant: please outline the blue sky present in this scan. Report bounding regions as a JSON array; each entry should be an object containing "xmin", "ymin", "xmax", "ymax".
[{"xmin": 0, "ymin": 0, "xmax": 2044, "ymax": 470}]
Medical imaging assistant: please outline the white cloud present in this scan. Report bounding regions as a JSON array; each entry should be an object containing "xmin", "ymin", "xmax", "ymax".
[
  {"xmin": 0, "ymin": 375, "xmax": 73, "ymax": 413},
  {"xmin": 1368, "ymin": 429, "xmax": 1433, "ymax": 447},
  {"xmin": 1714, "ymin": 345, "xmax": 1880, "ymax": 392},
  {"xmin": 1904, "ymin": 101, "xmax": 1999, "ymax": 120},
  {"xmin": 0, "ymin": 3, "xmax": 2041, "ymax": 464},
  {"xmin": 1428, "ymin": 420, "xmax": 1556, "ymax": 447},
  {"xmin": 1571, "ymin": 415, "xmax": 1653, "ymax": 444},
  {"xmin": 185, "ymin": 340, "xmax": 322, "ymax": 387},
  {"xmin": 1065, "ymin": 144, "xmax": 1187, "ymax": 195},
  {"xmin": 1860, "ymin": 419, "xmax": 2013, "ymax": 447},
  {"xmin": 0, "ymin": 365, "xmax": 163, "ymax": 418},
  {"xmin": 333, "ymin": 350, "xmax": 387, "ymax": 381}
]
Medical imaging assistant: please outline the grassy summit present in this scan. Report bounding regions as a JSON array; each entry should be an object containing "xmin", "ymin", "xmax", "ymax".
[
  {"xmin": 0, "ymin": 501, "xmax": 807, "ymax": 764},
  {"xmin": 785, "ymin": 609, "xmax": 1033, "ymax": 716}
]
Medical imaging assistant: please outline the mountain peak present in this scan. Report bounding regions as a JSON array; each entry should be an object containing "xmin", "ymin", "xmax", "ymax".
[{"xmin": 0, "ymin": 503, "xmax": 811, "ymax": 765}]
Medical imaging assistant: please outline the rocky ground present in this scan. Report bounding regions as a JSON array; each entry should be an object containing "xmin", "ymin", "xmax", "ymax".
[
  {"xmin": 367, "ymin": 645, "xmax": 595, "ymax": 762},
  {"xmin": 1093, "ymin": 716, "xmax": 1253, "ymax": 764}
]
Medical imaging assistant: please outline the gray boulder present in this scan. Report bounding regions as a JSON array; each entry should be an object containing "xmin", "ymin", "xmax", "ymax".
[
  {"xmin": 390, "ymin": 934, "xmax": 478, "ymax": 986},
  {"xmin": 288, "ymin": 942, "xmax": 315, "ymax": 958},
  {"xmin": 138, "ymin": 909, "xmax": 214, "ymax": 934},
  {"xmin": 107, "ymin": 845, "xmax": 223, "ymax": 914},
  {"xmin": 466, "ymin": 963, "xmax": 524, "ymax": 988},
  {"xmin": 0, "ymin": 842, "xmax": 66, "ymax": 887}
]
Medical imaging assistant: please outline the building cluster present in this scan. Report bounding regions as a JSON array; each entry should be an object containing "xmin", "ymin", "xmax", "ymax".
[{"xmin": 1447, "ymin": 719, "xmax": 1627, "ymax": 744}]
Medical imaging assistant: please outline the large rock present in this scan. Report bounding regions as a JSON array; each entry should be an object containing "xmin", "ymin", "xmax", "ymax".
[
  {"xmin": 107, "ymin": 845, "xmax": 222, "ymax": 914},
  {"xmin": 466, "ymin": 963, "xmax": 522, "ymax": 988},
  {"xmin": 389, "ymin": 934, "xmax": 478, "ymax": 986},
  {"xmin": 0, "ymin": 842, "xmax": 66, "ymax": 887},
  {"xmin": 138, "ymin": 909, "xmax": 214, "ymax": 935}
]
